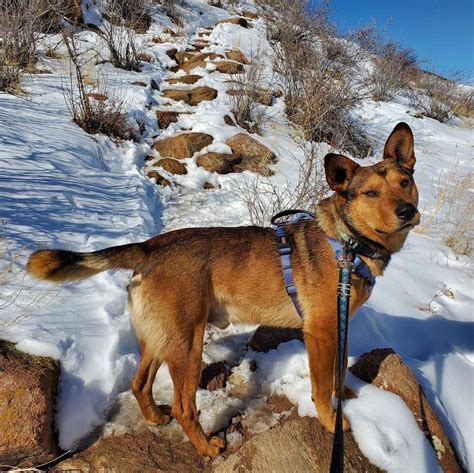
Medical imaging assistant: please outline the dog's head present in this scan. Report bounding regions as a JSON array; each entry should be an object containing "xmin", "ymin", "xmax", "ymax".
[{"xmin": 324, "ymin": 122, "xmax": 420, "ymax": 250}]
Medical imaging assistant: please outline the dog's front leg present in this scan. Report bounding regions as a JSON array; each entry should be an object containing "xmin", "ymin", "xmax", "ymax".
[{"xmin": 305, "ymin": 329, "xmax": 350, "ymax": 433}]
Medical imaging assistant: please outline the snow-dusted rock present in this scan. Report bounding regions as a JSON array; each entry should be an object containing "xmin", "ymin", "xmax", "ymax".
[
  {"xmin": 196, "ymin": 152, "xmax": 239, "ymax": 174},
  {"xmin": 162, "ymin": 86, "xmax": 218, "ymax": 106},
  {"xmin": 154, "ymin": 158, "xmax": 188, "ymax": 176},
  {"xmin": 350, "ymin": 348, "xmax": 462, "ymax": 473},
  {"xmin": 153, "ymin": 133, "xmax": 213, "ymax": 160}
]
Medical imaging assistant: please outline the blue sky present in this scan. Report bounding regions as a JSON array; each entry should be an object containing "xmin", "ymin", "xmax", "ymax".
[{"xmin": 311, "ymin": 0, "xmax": 474, "ymax": 79}]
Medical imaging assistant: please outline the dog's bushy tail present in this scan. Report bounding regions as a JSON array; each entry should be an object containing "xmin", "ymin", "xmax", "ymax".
[{"xmin": 27, "ymin": 243, "xmax": 145, "ymax": 282}]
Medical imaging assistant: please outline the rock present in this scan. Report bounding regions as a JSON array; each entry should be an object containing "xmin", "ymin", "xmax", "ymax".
[
  {"xmin": 154, "ymin": 158, "xmax": 187, "ymax": 175},
  {"xmin": 150, "ymin": 79, "xmax": 159, "ymax": 90},
  {"xmin": 165, "ymin": 48, "xmax": 178, "ymax": 60},
  {"xmin": 153, "ymin": 133, "xmax": 213, "ymax": 160},
  {"xmin": 248, "ymin": 327, "xmax": 304, "ymax": 352},
  {"xmin": 211, "ymin": 61, "xmax": 244, "ymax": 75},
  {"xmin": 216, "ymin": 416, "xmax": 382, "ymax": 473},
  {"xmin": 226, "ymin": 88, "xmax": 273, "ymax": 106},
  {"xmin": 131, "ymin": 81, "xmax": 147, "ymax": 87},
  {"xmin": 197, "ymin": 31, "xmax": 209, "ymax": 38},
  {"xmin": 165, "ymin": 75, "xmax": 202, "ymax": 85},
  {"xmin": 190, "ymin": 41, "xmax": 209, "ymax": 50},
  {"xmin": 224, "ymin": 114, "xmax": 237, "ymax": 126},
  {"xmin": 242, "ymin": 10, "xmax": 259, "ymax": 19},
  {"xmin": 144, "ymin": 155, "xmax": 157, "ymax": 162},
  {"xmin": 225, "ymin": 49, "xmax": 249, "ymax": 64},
  {"xmin": 162, "ymin": 27, "xmax": 179, "ymax": 36},
  {"xmin": 196, "ymin": 152, "xmax": 239, "ymax": 174},
  {"xmin": 203, "ymin": 182, "xmax": 216, "ymax": 190},
  {"xmin": 225, "ymin": 133, "xmax": 277, "ymax": 174},
  {"xmin": 350, "ymin": 348, "xmax": 463, "ymax": 472},
  {"xmin": 199, "ymin": 362, "xmax": 230, "ymax": 391},
  {"xmin": 0, "ymin": 340, "xmax": 59, "ymax": 468},
  {"xmin": 180, "ymin": 52, "xmax": 224, "ymax": 73},
  {"xmin": 217, "ymin": 17, "xmax": 249, "ymax": 28},
  {"xmin": 175, "ymin": 50, "xmax": 196, "ymax": 65},
  {"xmin": 156, "ymin": 110, "xmax": 191, "ymax": 129},
  {"xmin": 52, "ymin": 431, "xmax": 205, "ymax": 473},
  {"xmin": 147, "ymin": 170, "xmax": 171, "ymax": 186},
  {"xmin": 162, "ymin": 86, "xmax": 217, "ymax": 106}
]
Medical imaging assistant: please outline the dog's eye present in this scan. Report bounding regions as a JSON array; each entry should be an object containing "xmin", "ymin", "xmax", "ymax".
[
  {"xmin": 400, "ymin": 179, "xmax": 410, "ymax": 188},
  {"xmin": 364, "ymin": 190, "xmax": 378, "ymax": 198}
]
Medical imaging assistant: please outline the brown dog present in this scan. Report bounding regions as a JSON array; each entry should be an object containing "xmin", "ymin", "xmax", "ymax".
[{"xmin": 27, "ymin": 123, "xmax": 419, "ymax": 457}]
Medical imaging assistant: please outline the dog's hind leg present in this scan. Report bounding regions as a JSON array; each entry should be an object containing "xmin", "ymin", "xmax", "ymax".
[
  {"xmin": 167, "ymin": 317, "xmax": 225, "ymax": 458},
  {"xmin": 131, "ymin": 346, "xmax": 170, "ymax": 426}
]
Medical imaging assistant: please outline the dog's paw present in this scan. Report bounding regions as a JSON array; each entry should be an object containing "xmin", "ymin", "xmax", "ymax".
[
  {"xmin": 144, "ymin": 405, "xmax": 172, "ymax": 426},
  {"xmin": 204, "ymin": 436, "xmax": 226, "ymax": 458},
  {"xmin": 320, "ymin": 411, "xmax": 351, "ymax": 433}
]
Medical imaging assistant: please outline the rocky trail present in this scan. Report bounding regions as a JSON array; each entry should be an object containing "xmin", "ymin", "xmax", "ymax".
[{"xmin": 0, "ymin": 2, "xmax": 472, "ymax": 472}]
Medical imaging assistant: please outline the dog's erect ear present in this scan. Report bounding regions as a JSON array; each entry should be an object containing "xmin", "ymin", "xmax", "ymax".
[
  {"xmin": 324, "ymin": 153, "xmax": 360, "ymax": 193},
  {"xmin": 383, "ymin": 122, "xmax": 416, "ymax": 171}
]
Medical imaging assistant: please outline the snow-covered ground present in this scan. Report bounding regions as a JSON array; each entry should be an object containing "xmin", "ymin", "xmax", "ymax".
[{"xmin": 0, "ymin": 1, "xmax": 472, "ymax": 471}]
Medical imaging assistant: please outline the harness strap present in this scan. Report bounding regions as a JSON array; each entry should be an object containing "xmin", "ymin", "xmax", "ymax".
[{"xmin": 275, "ymin": 229, "xmax": 304, "ymax": 318}]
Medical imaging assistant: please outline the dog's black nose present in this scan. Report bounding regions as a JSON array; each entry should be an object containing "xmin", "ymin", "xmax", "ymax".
[{"xmin": 395, "ymin": 203, "xmax": 417, "ymax": 221}]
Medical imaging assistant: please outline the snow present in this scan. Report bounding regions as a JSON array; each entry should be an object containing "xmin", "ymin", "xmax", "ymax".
[{"xmin": 0, "ymin": 0, "xmax": 473, "ymax": 471}]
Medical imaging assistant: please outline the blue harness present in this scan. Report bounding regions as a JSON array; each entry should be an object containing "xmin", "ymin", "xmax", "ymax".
[{"xmin": 272, "ymin": 209, "xmax": 376, "ymax": 319}]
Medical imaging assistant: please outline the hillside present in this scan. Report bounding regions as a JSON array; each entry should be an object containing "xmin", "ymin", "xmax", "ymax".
[{"xmin": 0, "ymin": 0, "xmax": 472, "ymax": 471}]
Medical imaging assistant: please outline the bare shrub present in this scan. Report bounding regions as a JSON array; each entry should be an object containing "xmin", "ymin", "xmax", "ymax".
[
  {"xmin": 368, "ymin": 42, "xmax": 417, "ymax": 101},
  {"xmin": 408, "ymin": 71, "xmax": 474, "ymax": 123},
  {"xmin": 107, "ymin": 0, "xmax": 152, "ymax": 33},
  {"xmin": 261, "ymin": 0, "xmax": 371, "ymax": 159},
  {"xmin": 160, "ymin": 0, "xmax": 185, "ymax": 27},
  {"xmin": 233, "ymin": 141, "xmax": 329, "ymax": 226},
  {"xmin": 227, "ymin": 54, "xmax": 269, "ymax": 134},
  {"xmin": 96, "ymin": 0, "xmax": 150, "ymax": 71},
  {"xmin": 417, "ymin": 160, "xmax": 473, "ymax": 257},
  {"xmin": 62, "ymin": 32, "xmax": 133, "ymax": 140},
  {"xmin": 0, "ymin": 0, "xmax": 73, "ymax": 92}
]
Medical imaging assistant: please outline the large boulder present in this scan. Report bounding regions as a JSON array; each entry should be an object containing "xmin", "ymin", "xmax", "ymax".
[
  {"xmin": 196, "ymin": 152, "xmax": 240, "ymax": 174},
  {"xmin": 52, "ymin": 431, "xmax": 205, "ymax": 473},
  {"xmin": 153, "ymin": 133, "xmax": 213, "ymax": 160},
  {"xmin": 153, "ymin": 158, "xmax": 187, "ymax": 175},
  {"xmin": 225, "ymin": 133, "xmax": 277, "ymax": 174},
  {"xmin": 156, "ymin": 110, "xmax": 191, "ymax": 129},
  {"xmin": 216, "ymin": 417, "xmax": 382, "ymax": 472},
  {"xmin": 162, "ymin": 86, "xmax": 217, "ymax": 106},
  {"xmin": 350, "ymin": 348, "xmax": 463, "ymax": 472},
  {"xmin": 211, "ymin": 61, "xmax": 244, "ymax": 75},
  {"xmin": 165, "ymin": 75, "xmax": 202, "ymax": 85},
  {"xmin": 0, "ymin": 341, "xmax": 59, "ymax": 468},
  {"xmin": 181, "ymin": 52, "xmax": 224, "ymax": 73}
]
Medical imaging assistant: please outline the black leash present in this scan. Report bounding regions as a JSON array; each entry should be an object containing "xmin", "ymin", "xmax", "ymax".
[{"xmin": 329, "ymin": 243, "xmax": 354, "ymax": 473}]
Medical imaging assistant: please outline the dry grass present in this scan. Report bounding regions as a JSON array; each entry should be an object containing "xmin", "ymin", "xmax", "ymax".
[
  {"xmin": 367, "ymin": 42, "xmax": 418, "ymax": 102},
  {"xmin": 417, "ymin": 160, "xmax": 473, "ymax": 257},
  {"xmin": 227, "ymin": 50, "xmax": 269, "ymax": 134},
  {"xmin": 261, "ymin": 0, "xmax": 371, "ymax": 159},
  {"xmin": 62, "ymin": 32, "xmax": 134, "ymax": 140},
  {"xmin": 407, "ymin": 71, "xmax": 474, "ymax": 123},
  {"xmin": 233, "ymin": 141, "xmax": 329, "ymax": 226}
]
